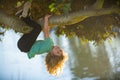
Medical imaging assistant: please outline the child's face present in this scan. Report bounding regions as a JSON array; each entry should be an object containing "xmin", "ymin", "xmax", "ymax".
[{"xmin": 51, "ymin": 46, "xmax": 63, "ymax": 56}]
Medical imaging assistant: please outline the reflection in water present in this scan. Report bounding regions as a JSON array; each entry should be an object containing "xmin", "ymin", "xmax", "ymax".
[
  {"xmin": 68, "ymin": 37, "xmax": 111, "ymax": 79},
  {"xmin": 68, "ymin": 36, "xmax": 120, "ymax": 80},
  {"xmin": 0, "ymin": 30, "xmax": 120, "ymax": 80}
]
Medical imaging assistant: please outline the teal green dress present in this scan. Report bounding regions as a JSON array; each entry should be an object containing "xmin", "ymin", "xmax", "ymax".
[{"xmin": 28, "ymin": 37, "xmax": 54, "ymax": 59}]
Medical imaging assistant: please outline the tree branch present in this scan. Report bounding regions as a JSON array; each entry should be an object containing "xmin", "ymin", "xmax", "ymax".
[
  {"xmin": 0, "ymin": 10, "xmax": 33, "ymax": 33},
  {"xmin": 39, "ymin": 7, "xmax": 120, "ymax": 27}
]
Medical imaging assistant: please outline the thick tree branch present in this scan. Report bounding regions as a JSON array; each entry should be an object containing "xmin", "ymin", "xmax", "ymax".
[
  {"xmin": 39, "ymin": 7, "xmax": 120, "ymax": 27},
  {"xmin": 0, "ymin": 10, "xmax": 33, "ymax": 33}
]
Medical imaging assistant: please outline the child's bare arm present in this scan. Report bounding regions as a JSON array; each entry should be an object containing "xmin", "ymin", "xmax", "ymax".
[{"xmin": 43, "ymin": 15, "xmax": 51, "ymax": 39}]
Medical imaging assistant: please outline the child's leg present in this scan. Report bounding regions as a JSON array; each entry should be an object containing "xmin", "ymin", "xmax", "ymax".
[{"xmin": 17, "ymin": 17, "xmax": 42, "ymax": 52}]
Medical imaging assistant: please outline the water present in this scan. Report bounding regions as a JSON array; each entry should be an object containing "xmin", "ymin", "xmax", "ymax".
[{"xmin": 0, "ymin": 30, "xmax": 120, "ymax": 80}]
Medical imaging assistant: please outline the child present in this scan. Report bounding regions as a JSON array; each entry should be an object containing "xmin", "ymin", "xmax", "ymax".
[
  {"xmin": 17, "ymin": 7, "xmax": 67, "ymax": 75},
  {"xmin": 28, "ymin": 15, "xmax": 67, "ymax": 75}
]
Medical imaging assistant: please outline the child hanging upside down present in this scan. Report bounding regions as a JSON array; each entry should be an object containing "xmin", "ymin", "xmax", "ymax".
[
  {"xmin": 28, "ymin": 15, "xmax": 68, "ymax": 75},
  {"xmin": 17, "ymin": 2, "xmax": 67, "ymax": 75}
]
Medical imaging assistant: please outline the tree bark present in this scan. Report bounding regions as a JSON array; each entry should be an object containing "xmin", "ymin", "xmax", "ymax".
[
  {"xmin": 0, "ymin": 10, "xmax": 33, "ymax": 33},
  {"xmin": 39, "ymin": 7, "xmax": 120, "ymax": 27}
]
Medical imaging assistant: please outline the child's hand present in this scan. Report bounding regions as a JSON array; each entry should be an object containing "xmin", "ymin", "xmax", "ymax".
[
  {"xmin": 44, "ymin": 14, "xmax": 51, "ymax": 28},
  {"xmin": 44, "ymin": 15, "xmax": 51, "ymax": 27},
  {"xmin": 45, "ymin": 15, "xmax": 51, "ymax": 20}
]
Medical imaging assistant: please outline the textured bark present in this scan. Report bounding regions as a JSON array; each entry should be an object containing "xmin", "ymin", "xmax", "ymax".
[
  {"xmin": 0, "ymin": 10, "xmax": 33, "ymax": 33},
  {"xmin": 39, "ymin": 7, "xmax": 120, "ymax": 27}
]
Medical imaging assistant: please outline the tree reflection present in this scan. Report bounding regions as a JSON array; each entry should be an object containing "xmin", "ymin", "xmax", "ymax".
[{"xmin": 67, "ymin": 36, "xmax": 120, "ymax": 79}]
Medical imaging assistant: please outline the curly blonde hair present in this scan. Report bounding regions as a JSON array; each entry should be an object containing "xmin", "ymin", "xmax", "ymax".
[{"xmin": 45, "ymin": 50, "xmax": 67, "ymax": 75}]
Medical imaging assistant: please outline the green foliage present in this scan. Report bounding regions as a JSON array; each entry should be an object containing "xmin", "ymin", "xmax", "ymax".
[
  {"xmin": 49, "ymin": 0, "xmax": 71, "ymax": 14},
  {"xmin": 29, "ymin": 0, "xmax": 33, "ymax": 3},
  {"xmin": 0, "ymin": 0, "xmax": 120, "ymax": 44},
  {"xmin": 49, "ymin": 3, "xmax": 56, "ymax": 12},
  {"xmin": 56, "ymin": 25, "xmax": 117, "ymax": 45},
  {"xmin": 56, "ymin": 14, "xmax": 120, "ymax": 45}
]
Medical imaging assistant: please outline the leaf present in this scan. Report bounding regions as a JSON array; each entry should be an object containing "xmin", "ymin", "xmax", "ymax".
[
  {"xmin": 16, "ymin": 1, "xmax": 22, "ymax": 8},
  {"xmin": 49, "ymin": 3, "xmax": 55, "ymax": 9},
  {"xmin": 50, "ymin": 7, "xmax": 56, "ymax": 12}
]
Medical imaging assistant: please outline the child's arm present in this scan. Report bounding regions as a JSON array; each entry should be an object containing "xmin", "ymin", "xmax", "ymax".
[{"xmin": 43, "ymin": 15, "xmax": 51, "ymax": 39}]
